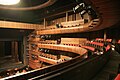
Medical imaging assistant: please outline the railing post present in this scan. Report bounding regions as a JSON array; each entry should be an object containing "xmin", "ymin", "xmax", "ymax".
[
  {"xmin": 44, "ymin": 18, "xmax": 46, "ymax": 29},
  {"xmin": 104, "ymin": 30, "xmax": 107, "ymax": 41}
]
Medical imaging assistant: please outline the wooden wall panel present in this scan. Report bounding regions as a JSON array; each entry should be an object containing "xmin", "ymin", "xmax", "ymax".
[
  {"xmin": 68, "ymin": 15, "xmax": 73, "ymax": 21},
  {"xmin": 47, "ymin": 16, "xmax": 66, "ymax": 26},
  {"xmin": 46, "ymin": 12, "xmax": 84, "ymax": 26},
  {"xmin": 76, "ymin": 13, "xmax": 82, "ymax": 20}
]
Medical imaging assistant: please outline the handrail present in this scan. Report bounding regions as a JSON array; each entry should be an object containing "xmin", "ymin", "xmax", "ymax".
[
  {"xmin": 37, "ymin": 19, "xmax": 100, "ymax": 35},
  {"xmin": 2, "ymin": 55, "xmax": 84, "ymax": 80},
  {"xmin": 87, "ymin": 41, "xmax": 104, "ymax": 46},
  {"xmin": 29, "ymin": 51, "xmax": 110, "ymax": 80},
  {"xmin": 37, "ymin": 44, "xmax": 87, "ymax": 56},
  {"xmin": 81, "ymin": 45, "xmax": 95, "ymax": 51},
  {"xmin": 61, "ymin": 19, "xmax": 87, "ymax": 28}
]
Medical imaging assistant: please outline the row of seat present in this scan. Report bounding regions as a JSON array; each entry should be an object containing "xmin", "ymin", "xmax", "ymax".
[
  {"xmin": 45, "ymin": 19, "xmax": 87, "ymax": 30},
  {"xmin": 27, "ymin": 34, "xmax": 37, "ymax": 41},
  {"xmin": 30, "ymin": 44, "xmax": 38, "ymax": 51},
  {"xmin": 37, "ymin": 19, "xmax": 100, "ymax": 35},
  {"xmin": 95, "ymin": 38, "xmax": 112, "ymax": 43},
  {"xmin": 95, "ymin": 38, "xmax": 120, "ymax": 45},
  {"xmin": 0, "ymin": 66, "xmax": 31, "ymax": 79},
  {"xmin": 29, "ymin": 59, "xmax": 43, "ymax": 69},
  {"xmin": 81, "ymin": 39, "xmax": 111, "ymax": 54},
  {"xmin": 38, "ymin": 56, "xmax": 57, "ymax": 65},
  {"xmin": 88, "ymin": 19, "xmax": 100, "ymax": 27},
  {"xmin": 61, "ymin": 19, "xmax": 88, "ymax": 28},
  {"xmin": 95, "ymin": 38, "xmax": 120, "ymax": 54},
  {"xmin": 117, "ymin": 40, "xmax": 120, "ymax": 44},
  {"xmin": 30, "ymin": 39, "xmax": 107, "ymax": 56},
  {"xmin": 38, "ymin": 38, "xmax": 87, "ymax": 47},
  {"xmin": 37, "ymin": 38, "xmax": 120, "ymax": 46},
  {"xmin": 28, "ymin": 38, "xmax": 40, "ymax": 42},
  {"xmin": 38, "ymin": 54, "xmax": 72, "ymax": 64},
  {"xmin": 114, "ymin": 74, "xmax": 120, "ymax": 80},
  {"xmin": 62, "ymin": 43, "xmax": 81, "ymax": 47},
  {"xmin": 39, "ymin": 40, "xmax": 57, "ymax": 44},
  {"xmin": 84, "ymin": 41, "xmax": 104, "ymax": 51},
  {"xmin": 30, "ymin": 48, "xmax": 73, "ymax": 65},
  {"xmin": 38, "ymin": 50, "xmax": 72, "ymax": 61},
  {"xmin": 39, "ymin": 52, "xmax": 57, "ymax": 60},
  {"xmin": 81, "ymin": 45, "xmax": 95, "ymax": 51},
  {"xmin": 30, "ymin": 38, "xmax": 112, "ymax": 58}
]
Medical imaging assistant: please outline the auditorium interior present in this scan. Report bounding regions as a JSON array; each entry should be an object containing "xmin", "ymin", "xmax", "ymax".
[{"xmin": 0, "ymin": 0, "xmax": 120, "ymax": 80}]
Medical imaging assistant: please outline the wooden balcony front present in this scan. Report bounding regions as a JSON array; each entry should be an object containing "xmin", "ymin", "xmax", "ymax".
[
  {"xmin": 38, "ymin": 56, "xmax": 57, "ymax": 65},
  {"xmin": 37, "ymin": 19, "xmax": 100, "ymax": 35},
  {"xmin": 0, "ymin": 20, "xmax": 43, "ymax": 30},
  {"xmin": 37, "ymin": 44, "xmax": 87, "ymax": 56}
]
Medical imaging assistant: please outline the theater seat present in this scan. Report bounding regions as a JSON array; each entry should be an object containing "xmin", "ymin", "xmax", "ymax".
[{"xmin": 115, "ymin": 74, "xmax": 120, "ymax": 80}]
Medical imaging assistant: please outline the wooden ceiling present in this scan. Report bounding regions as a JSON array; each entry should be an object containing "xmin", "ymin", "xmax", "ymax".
[
  {"xmin": 0, "ymin": 0, "xmax": 120, "ymax": 40},
  {"xmin": 0, "ymin": 0, "xmax": 76, "ymax": 24},
  {"xmin": 0, "ymin": 0, "xmax": 76, "ymax": 41},
  {"xmin": 87, "ymin": 0, "xmax": 120, "ymax": 31}
]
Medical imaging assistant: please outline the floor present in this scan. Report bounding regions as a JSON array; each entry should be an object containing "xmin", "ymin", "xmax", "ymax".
[
  {"xmin": 92, "ymin": 50, "xmax": 120, "ymax": 80},
  {"xmin": 0, "ymin": 55, "xmax": 24, "ymax": 73}
]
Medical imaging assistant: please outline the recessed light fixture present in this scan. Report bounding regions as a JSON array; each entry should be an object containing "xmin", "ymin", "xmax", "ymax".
[{"xmin": 0, "ymin": 0, "xmax": 20, "ymax": 5}]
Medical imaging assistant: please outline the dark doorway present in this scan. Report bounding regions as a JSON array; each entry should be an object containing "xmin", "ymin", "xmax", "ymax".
[
  {"xmin": 4, "ymin": 41, "xmax": 12, "ymax": 56},
  {"xmin": 0, "ymin": 41, "xmax": 24, "ymax": 71}
]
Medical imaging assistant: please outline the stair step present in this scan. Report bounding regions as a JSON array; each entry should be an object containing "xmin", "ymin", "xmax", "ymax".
[
  {"xmin": 109, "ymin": 73, "xmax": 117, "ymax": 80},
  {"xmin": 110, "ymin": 55, "xmax": 120, "ymax": 62},
  {"xmin": 92, "ymin": 51, "xmax": 120, "ymax": 80},
  {"xmin": 92, "ymin": 71, "xmax": 110, "ymax": 80},
  {"xmin": 105, "ymin": 61, "xmax": 119, "ymax": 67},
  {"xmin": 103, "ymin": 69, "xmax": 118, "ymax": 75},
  {"xmin": 103, "ymin": 64, "xmax": 119, "ymax": 74}
]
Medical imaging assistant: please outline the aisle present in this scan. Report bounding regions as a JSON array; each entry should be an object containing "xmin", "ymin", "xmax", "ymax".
[{"xmin": 92, "ymin": 50, "xmax": 120, "ymax": 80}]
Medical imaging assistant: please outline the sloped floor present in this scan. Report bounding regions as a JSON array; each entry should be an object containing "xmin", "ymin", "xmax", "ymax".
[{"xmin": 92, "ymin": 50, "xmax": 120, "ymax": 80}]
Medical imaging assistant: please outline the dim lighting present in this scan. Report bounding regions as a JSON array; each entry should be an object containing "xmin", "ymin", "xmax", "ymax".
[{"xmin": 0, "ymin": 0, "xmax": 20, "ymax": 5}]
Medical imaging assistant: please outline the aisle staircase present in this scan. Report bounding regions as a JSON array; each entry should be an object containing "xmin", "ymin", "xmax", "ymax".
[{"xmin": 92, "ymin": 50, "xmax": 120, "ymax": 80}]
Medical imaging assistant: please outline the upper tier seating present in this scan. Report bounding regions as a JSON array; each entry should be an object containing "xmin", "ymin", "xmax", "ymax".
[
  {"xmin": 61, "ymin": 38, "xmax": 87, "ymax": 47},
  {"xmin": 61, "ymin": 19, "xmax": 88, "ymax": 28},
  {"xmin": 39, "ymin": 40, "xmax": 57, "ymax": 44},
  {"xmin": 118, "ymin": 40, "xmax": 120, "ymax": 44},
  {"xmin": 37, "ymin": 19, "xmax": 100, "ymax": 35},
  {"xmin": 114, "ymin": 40, "xmax": 120, "ymax": 53},
  {"xmin": 45, "ymin": 19, "xmax": 88, "ymax": 30},
  {"xmin": 95, "ymin": 38, "xmax": 112, "ymax": 43},
  {"xmin": 81, "ymin": 45, "xmax": 95, "ymax": 51},
  {"xmin": 83, "ymin": 40, "xmax": 111, "ymax": 52},
  {"xmin": 84, "ymin": 41, "xmax": 104, "ymax": 51}
]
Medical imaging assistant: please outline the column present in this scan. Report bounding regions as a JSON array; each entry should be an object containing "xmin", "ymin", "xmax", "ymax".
[
  {"xmin": 44, "ymin": 18, "xmax": 46, "ymax": 29},
  {"xmin": 66, "ymin": 12, "xmax": 68, "ymax": 22},
  {"xmin": 14, "ymin": 41, "xmax": 19, "ymax": 62},
  {"xmin": 11, "ymin": 41, "xmax": 19, "ymax": 62},
  {"xmin": 104, "ymin": 30, "xmax": 107, "ymax": 41},
  {"xmin": 11, "ymin": 41, "xmax": 15, "ymax": 59},
  {"xmin": 23, "ymin": 36, "xmax": 28, "ymax": 65}
]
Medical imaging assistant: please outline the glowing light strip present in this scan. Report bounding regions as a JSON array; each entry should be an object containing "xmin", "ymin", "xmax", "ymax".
[
  {"xmin": 0, "ymin": 0, "xmax": 57, "ymax": 10},
  {"xmin": 0, "ymin": 0, "xmax": 20, "ymax": 5}
]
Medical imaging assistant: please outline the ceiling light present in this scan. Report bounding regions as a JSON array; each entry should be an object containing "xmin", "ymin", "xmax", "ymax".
[{"xmin": 0, "ymin": 0, "xmax": 20, "ymax": 5}]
